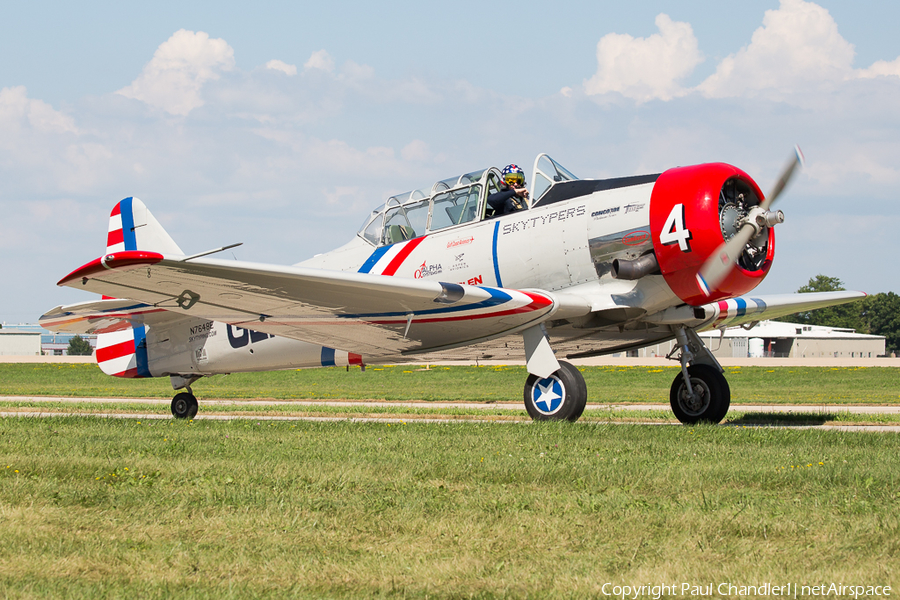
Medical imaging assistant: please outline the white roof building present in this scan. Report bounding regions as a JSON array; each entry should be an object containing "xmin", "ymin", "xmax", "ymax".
[
  {"xmin": 632, "ymin": 320, "xmax": 886, "ymax": 359},
  {"xmin": 0, "ymin": 329, "xmax": 42, "ymax": 356}
]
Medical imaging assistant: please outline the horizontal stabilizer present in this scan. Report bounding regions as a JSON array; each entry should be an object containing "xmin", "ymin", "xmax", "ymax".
[{"xmin": 40, "ymin": 298, "xmax": 194, "ymax": 334}]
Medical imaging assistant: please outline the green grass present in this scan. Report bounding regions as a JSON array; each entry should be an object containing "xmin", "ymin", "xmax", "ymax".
[
  {"xmin": 2, "ymin": 363, "xmax": 899, "ymax": 404},
  {"xmin": 0, "ymin": 417, "xmax": 897, "ymax": 598}
]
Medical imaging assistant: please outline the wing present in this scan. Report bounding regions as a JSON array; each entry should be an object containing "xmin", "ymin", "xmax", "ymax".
[
  {"xmin": 53, "ymin": 250, "xmax": 584, "ymax": 358},
  {"xmin": 700, "ymin": 291, "xmax": 867, "ymax": 329},
  {"xmin": 643, "ymin": 290, "xmax": 867, "ymax": 330}
]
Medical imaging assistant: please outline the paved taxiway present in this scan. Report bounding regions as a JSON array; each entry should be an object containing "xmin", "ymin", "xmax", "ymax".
[
  {"xmin": 1, "ymin": 396, "xmax": 899, "ymax": 432},
  {"xmin": 2, "ymin": 395, "xmax": 900, "ymax": 414}
]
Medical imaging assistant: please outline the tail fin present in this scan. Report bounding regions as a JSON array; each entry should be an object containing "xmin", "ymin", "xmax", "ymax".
[
  {"xmin": 100, "ymin": 198, "xmax": 182, "ymax": 357},
  {"xmin": 107, "ymin": 197, "xmax": 183, "ymax": 255}
]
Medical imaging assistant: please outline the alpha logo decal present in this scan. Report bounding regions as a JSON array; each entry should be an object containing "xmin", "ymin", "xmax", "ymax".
[
  {"xmin": 414, "ymin": 260, "xmax": 443, "ymax": 279},
  {"xmin": 532, "ymin": 375, "xmax": 565, "ymax": 415}
]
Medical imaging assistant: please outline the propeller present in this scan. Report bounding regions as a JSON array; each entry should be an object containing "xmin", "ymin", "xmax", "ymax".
[{"xmin": 696, "ymin": 146, "xmax": 805, "ymax": 296}]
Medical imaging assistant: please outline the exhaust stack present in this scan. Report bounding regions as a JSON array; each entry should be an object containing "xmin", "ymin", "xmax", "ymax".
[{"xmin": 612, "ymin": 254, "xmax": 659, "ymax": 280}]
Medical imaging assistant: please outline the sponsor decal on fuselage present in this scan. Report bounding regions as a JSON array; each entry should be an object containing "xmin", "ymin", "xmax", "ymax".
[
  {"xmin": 624, "ymin": 202, "xmax": 646, "ymax": 214},
  {"xmin": 591, "ymin": 206, "xmax": 620, "ymax": 219},
  {"xmin": 414, "ymin": 260, "xmax": 443, "ymax": 279},
  {"xmin": 622, "ymin": 230, "xmax": 651, "ymax": 246},
  {"xmin": 502, "ymin": 205, "xmax": 587, "ymax": 235},
  {"xmin": 459, "ymin": 275, "xmax": 483, "ymax": 286},
  {"xmin": 447, "ymin": 236, "xmax": 475, "ymax": 248},
  {"xmin": 448, "ymin": 252, "xmax": 469, "ymax": 272}
]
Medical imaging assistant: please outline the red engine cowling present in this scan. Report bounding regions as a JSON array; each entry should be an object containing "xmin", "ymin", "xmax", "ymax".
[{"xmin": 649, "ymin": 163, "xmax": 774, "ymax": 306}]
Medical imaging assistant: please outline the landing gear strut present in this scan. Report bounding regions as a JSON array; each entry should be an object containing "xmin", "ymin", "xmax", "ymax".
[
  {"xmin": 668, "ymin": 327, "xmax": 730, "ymax": 424},
  {"xmin": 170, "ymin": 374, "xmax": 201, "ymax": 419},
  {"xmin": 523, "ymin": 360, "xmax": 587, "ymax": 422}
]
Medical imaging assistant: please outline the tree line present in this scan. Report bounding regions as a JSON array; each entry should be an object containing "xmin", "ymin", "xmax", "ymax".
[{"xmin": 777, "ymin": 274, "xmax": 899, "ymax": 355}]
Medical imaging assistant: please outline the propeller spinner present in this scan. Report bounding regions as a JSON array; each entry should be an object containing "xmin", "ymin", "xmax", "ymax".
[{"xmin": 696, "ymin": 146, "xmax": 804, "ymax": 296}]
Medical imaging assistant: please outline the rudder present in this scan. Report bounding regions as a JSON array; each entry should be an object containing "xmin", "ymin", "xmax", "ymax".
[
  {"xmin": 107, "ymin": 197, "xmax": 183, "ymax": 255},
  {"xmin": 95, "ymin": 326, "xmax": 153, "ymax": 378}
]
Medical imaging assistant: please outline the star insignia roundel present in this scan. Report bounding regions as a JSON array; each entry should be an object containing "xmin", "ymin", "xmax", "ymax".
[{"xmin": 533, "ymin": 376, "xmax": 565, "ymax": 414}]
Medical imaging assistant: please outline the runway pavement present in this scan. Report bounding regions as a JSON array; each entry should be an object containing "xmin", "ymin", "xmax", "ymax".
[
  {"xmin": 1, "ymin": 396, "xmax": 898, "ymax": 432},
  {"xmin": 2, "ymin": 396, "xmax": 900, "ymax": 414}
]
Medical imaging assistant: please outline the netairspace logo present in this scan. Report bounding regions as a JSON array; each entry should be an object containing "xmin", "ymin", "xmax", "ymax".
[{"xmin": 599, "ymin": 582, "xmax": 892, "ymax": 599}]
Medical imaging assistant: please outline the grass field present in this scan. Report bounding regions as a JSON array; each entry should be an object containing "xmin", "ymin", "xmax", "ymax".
[
  {"xmin": 1, "ymin": 363, "xmax": 899, "ymax": 405},
  {"xmin": 0, "ymin": 418, "xmax": 897, "ymax": 598},
  {"xmin": 1, "ymin": 364, "xmax": 898, "ymax": 597}
]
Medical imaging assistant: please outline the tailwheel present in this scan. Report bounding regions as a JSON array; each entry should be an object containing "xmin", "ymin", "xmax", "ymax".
[
  {"xmin": 523, "ymin": 360, "xmax": 587, "ymax": 422},
  {"xmin": 171, "ymin": 391, "xmax": 199, "ymax": 420},
  {"xmin": 669, "ymin": 364, "xmax": 730, "ymax": 424}
]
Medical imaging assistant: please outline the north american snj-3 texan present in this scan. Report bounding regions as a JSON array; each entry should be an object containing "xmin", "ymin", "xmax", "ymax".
[{"xmin": 41, "ymin": 148, "xmax": 863, "ymax": 423}]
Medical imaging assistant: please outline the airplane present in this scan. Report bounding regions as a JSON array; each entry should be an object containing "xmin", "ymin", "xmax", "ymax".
[{"xmin": 40, "ymin": 150, "xmax": 864, "ymax": 424}]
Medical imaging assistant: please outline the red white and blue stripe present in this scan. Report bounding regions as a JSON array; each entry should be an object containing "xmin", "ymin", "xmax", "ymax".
[
  {"xmin": 357, "ymin": 237, "xmax": 426, "ymax": 275},
  {"xmin": 710, "ymin": 297, "xmax": 768, "ymax": 328},
  {"xmin": 107, "ymin": 198, "xmax": 138, "ymax": 253},
  {"xmin": 97, "ymin": 198, "xmax": 151, "ymax": 377},
  {"xmin": 95, "ymin": 325, "xmax": 152, "ymax": 378}
]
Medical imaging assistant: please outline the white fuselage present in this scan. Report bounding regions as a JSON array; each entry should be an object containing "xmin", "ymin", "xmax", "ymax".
[{"xmin": 133, "ymin": 179, "xmax": 680, "ymax": 379}]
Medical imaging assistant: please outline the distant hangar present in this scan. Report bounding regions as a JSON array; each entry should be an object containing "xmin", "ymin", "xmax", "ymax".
[{"xmin": 632, "ymin": 320, "xmax": 886, "ymax": 359}]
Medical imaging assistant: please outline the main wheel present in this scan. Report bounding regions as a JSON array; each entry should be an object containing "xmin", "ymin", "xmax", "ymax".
[
  {"xmin": 171, "ymin": 392, "xmax": 199, "ymax": 419},
  {"xmin": 669, "ymin": 364, "xmax": 730, "ymax": 424},
  {"xmin": 523, "ymin": 361, "xmax": 588, "ymax": 422}
]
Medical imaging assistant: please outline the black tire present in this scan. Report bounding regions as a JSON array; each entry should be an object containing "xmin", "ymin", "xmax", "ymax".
[
  {"xmin": 171, "ymin": 392, "xmax": 199, "ymax": 420},
  {"xmin": 523, "ymin": 361, "xmax": 588, "ymax": 422},
  {"xmin": 669, "ymin": 364, "xmax": 730, "ymax": 424}
]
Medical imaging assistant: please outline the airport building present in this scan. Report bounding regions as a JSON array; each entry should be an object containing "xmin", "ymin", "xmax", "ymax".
[
  {"xmin": 0, "ymin": 324, "xmax": 97, "ymax": 356},
  {"xmin": 0, "ymin": 329, "xmax": 42, "ymax": 356},
  {"xmin": 632, "ymin": 320, "xmax": 887, "ymax": 359}
]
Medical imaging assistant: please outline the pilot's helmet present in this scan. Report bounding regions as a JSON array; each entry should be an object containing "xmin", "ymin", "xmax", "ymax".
[{"xmin": 501, "ymin": 164, "xmax": 525, "ymax": 186}]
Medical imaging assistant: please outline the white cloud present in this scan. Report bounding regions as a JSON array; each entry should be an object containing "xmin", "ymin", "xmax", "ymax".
[
  {"xmin": 0, "ymin": 86, "xmax": 77, "ymax": 134},
  {"xmin": 401, "ymin": 140, "xmax": 430, "ymax": 162},
  {"xmin": 584, "ymin": 13, "xmax": 702, "ymax": 103},
  {"xmin": 340, "ymin": 60, "xmax": 375, "ymax": 81},
  {"xmin": 697, "ymin": 0, "xmax": 854, "ymax": 98},
  {"xmin": 858, "ymin": 57, "xmax": 900, "ymax": 79},
  {"xmin": 265, "ymin": 59, "xmax": 297, "ymax": 76},
  {"xmin": 116, "ymin": 29, "xmax": 235, "ymax": 116},
  {"xmin": 304, "ymin": 50, "xmax": 335, "ymax": 72}
]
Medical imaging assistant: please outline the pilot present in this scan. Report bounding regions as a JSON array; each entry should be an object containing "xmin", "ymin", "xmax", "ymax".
[{"xmin": 487, "ymin": 164, "xmax": 529, "ymax": 217}]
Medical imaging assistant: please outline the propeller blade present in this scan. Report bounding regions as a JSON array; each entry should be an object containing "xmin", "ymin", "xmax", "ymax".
[
  {"xmin": 696, "ymin": 146, "xmax": 804, "ymax": 296},
  {"xmin": 761, "ymin": 145, "xmax": 804, "ymax": 210},
  {"xmin": 695, "ymin": 222, "xmax": 757, "ymax": 297}
]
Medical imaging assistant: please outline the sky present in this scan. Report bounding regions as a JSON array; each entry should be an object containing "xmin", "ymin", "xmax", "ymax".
[{"xmin": 2, "ymin": 0, "xmax": 899, "ymax": 323}]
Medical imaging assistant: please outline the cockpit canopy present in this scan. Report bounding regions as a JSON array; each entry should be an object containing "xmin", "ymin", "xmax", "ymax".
[{"xmin": 357, "ymin": 154, "xmax": 577, "ymax": 247}]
